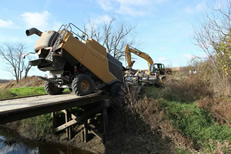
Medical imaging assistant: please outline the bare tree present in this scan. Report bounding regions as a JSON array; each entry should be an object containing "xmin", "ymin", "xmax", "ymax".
[
  {"xmin": 0, "ymin": 43, "xmax": 31, "ymax": 83},
  {"xmin": 24, "ymin": 56, "xmax": 32, "ymax": 79},
  {"xmin": 194, "ymin": 0, "xmax": 231, "ymax": 76},
  {"xmin": 194, "ymin": 0, "xmax": 231, "ymax": 95},
  {"xmin": 84, "ymin": 18, "xmax": 135, "ymax": 60}
]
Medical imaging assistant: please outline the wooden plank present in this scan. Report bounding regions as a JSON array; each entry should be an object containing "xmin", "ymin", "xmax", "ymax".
[
  {"xmin": 0, "ymin": 92, "xmax": 107, "ymax": 124},
  {"xmin": 52, "ymin": 112, "xmax": 56, "ymax": 127},
  {"xmin": 55, "ymin": 119, "xmax": 78, "ymax": 132},
  {"xmin": 55, "ymin": 113, "xmax": 78, "ymax": 132},
  {"xmin": 103, "ymin": 107, "xmax": 108, "ymax": 143},
  {"xmin": 54, "ymin": 99, "xmax": 111, "ymax": 141},
  {"xmin": 0, "ymin": 94, "xmax": 47, "ymax": 101},
  {"xmin": 62, "ymin": 109, "xmax": 73, "ymax": 139},
  {"xmin": 55, "ymin": 104, "xmax": 105, "ymax": 132},
  {"xmin": 89, "ymin": 127, "xmax": 103, "ymax": 139},
  {"xmin": 0, "ymin": 93, "xmax": 85, "ymax": 112},
  {"xmin": 64, "ymin": 110, "xmax": 70, "ymax": 139},
  {"xmin": 71, "ymin": 114, "xmax": 77, "ymax": 119},
  {"xmin": 81, "ymin": 129, "xmax": 85, "ymax": 142},
  {"xmin": 83, "ymin": 120, "xmax": 89, "ymax": 143},
  {"xmin": 67, "ymin": 110, "xmax": 72, "ymax": 140},
  {"xmin": 80, "ymin": 105, "xmax": 105, "ymax": 121}
]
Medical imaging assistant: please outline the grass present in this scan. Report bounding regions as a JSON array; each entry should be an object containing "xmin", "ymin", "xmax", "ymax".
[
  {"xmin": 143, "ymin": 86, "xmax": 160, "ymax": 98},
  {"xmin": 161, "ymin": 100, "xmax": 231, "ymax": 152},
  {"xmin": 143, "ymin": 85, "xmax": 231, "ymax": 152},
  {"xmin": 0, "ymin": 87, "xmax": 46, "ymax": 100},
  {"xmin": 11, "ymin": 86, "xmax": 46, "ymax": 96},
  {"xmin": 0, "ymin": 86, "xmax": 70, "ymax": 100}
]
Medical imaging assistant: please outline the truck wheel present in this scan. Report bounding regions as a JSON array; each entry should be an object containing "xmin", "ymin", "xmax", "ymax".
[
  {"xmin": 45, "ymin": 81, "xmax": 63, "ymax": 95},
  {"xmin": 72, "ymin": 74, "xmax": 94, "ymax": 96},
  {"xmin": 110, "ymin": 82, "xmax": 124, "ymax": 97}
]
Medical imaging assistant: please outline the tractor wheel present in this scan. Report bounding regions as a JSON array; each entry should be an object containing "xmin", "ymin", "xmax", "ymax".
[
  {"xmin": 45, "ymin": 81, "xmax": 64, "ymax": 95},
  {"xmin": 72, "ymin": 74, "xmax": 94, "ymax": 96},
  {"xmin": 161, "ymin": 76, "xmax": 167, "ymax": 82},
  {"xmin": 110, "ymin": 82, "xmax": 124, "ymax": 97}
]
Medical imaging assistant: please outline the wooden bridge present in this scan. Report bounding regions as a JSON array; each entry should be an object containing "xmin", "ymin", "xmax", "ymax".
[{"xmin": 0, "ymin": 92, "xmax": 110, "ymax": 142}]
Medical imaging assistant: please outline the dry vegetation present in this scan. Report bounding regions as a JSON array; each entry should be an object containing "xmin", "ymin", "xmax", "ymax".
[
  {"xmin": 197, "ymin": 97, "xmax": 231, "ymax": 126},
  {"xmin": 0, "ymin": 76, "xmax": 44, "ymax": 91},
  {"xmin": 123, "ymin": 69, "xmax": 231, "ymax": 153},
  {"xmin": 159, "ymin": 75, "xmax": 212, "ymax": 102},
  {"xmin": 124, "ymin": 94, "xmax": 195, "ymax": 152}
]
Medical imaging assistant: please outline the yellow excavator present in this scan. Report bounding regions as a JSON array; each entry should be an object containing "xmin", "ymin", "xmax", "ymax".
[
  {"xmin": 124, "ymin": 45, "xmax": 159, "ymax": 85},
  {"xmin": 124, "ymin": 45, "xmax": 172, "ymax": 85},
  {"xmin": 125, "ymin": 45, "xmax": 154, "ymax": 75}
]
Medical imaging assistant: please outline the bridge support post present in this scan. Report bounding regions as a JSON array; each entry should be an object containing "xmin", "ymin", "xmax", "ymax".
[
  {"xmin": 82, "ymin": 120, "xmax": 89, "ymax": 142},
  {"xmin": 52, "ymin": 112, "xmax": 56, "ymax": 127},
  {"xmin": 103, "ymin": 101, "xmax": 108, "ymax": 144},
  {"xmin": 64, "ymin": 109, "xmax": 72, "ymax": 140},
  {"xmin": 53, "ymin": 99, "xmax": 110, "ymax": 142}
]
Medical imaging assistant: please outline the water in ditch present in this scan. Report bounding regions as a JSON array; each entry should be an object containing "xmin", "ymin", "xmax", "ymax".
[{"xmin": 0, "ymin": 127, "xmax": 92, "ymax": 154}]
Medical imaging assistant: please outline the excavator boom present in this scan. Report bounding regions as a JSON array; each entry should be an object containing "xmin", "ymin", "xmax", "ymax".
[{"xmin": 125, "ymin": 44, "xmax": 154, "ymax": 74}]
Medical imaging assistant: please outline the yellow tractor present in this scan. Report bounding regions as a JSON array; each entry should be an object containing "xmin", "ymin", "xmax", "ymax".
[{"xmin": 26, "ymin": 23, "xmax": 124, "ymax": 96}]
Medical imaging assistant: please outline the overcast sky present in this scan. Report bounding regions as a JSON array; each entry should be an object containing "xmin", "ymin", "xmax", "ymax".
[{"xmin": 0, "ymin": 0, "xmax": 219, "ymax": 79}]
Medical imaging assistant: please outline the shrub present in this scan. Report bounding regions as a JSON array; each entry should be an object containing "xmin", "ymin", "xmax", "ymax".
[
  {"xmin": 191, "ymin": 57, "xmax": 231, "ymax": 97},
  {"xmin": 197, "ymin": 97, "xmax": 231, "ymax": 126},
  {"xmin": 147, "ymin": 75, "xmax": 212, "ymax": 102}
]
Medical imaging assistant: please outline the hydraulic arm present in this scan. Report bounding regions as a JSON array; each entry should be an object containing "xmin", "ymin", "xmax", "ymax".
[{"xmin": 125, "ymin": 45, "xmax": 154, "ymax": 75}]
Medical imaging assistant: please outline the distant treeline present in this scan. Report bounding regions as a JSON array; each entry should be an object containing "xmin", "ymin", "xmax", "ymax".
[{"xmin": 0, "ymin": 79, "xmax": 10, "ymax": 83}]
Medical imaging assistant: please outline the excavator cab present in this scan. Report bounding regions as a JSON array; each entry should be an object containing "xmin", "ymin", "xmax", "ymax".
[
  {"xmin": 149, "ymin": 63, "xmax": 164, "ymax": 75},
  {"xmin": 149, "ymin": 64, "xmax": 155, "ymax": 75},
  {"xmin": 154, "ymin": 63, "xmax": 172, "ymax": 75},
  {"xmin": 153, "ymin": 63, "xmax": 165, "ymax": 75}
]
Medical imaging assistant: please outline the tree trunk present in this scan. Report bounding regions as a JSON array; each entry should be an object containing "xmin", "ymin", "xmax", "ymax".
[{"xmin": 24, "ymin": 65, "xmax": 32, "ymax": 79}]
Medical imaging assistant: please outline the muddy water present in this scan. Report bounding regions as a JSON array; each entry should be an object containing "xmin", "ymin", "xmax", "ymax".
[{"xmin": 0, "ymin": 127, "xmax": 92, "ymax": 154}]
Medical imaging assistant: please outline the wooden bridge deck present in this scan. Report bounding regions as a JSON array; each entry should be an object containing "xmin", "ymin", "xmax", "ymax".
[{"xmin": 0, "ymin": 92, "xmax": 106, "ymax": 124}]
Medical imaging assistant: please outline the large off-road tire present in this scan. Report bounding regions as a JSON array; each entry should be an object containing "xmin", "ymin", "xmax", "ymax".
[
  {"xmin": 161, "ymin": 76, "xmax": 167, "ymax": 82},
  {"xmin": 110, "ymin": 82, "xmax": 124, "ymax": 97},
  {"xmin": 72, "ymin": 74, "xmax": 94, "ymax": 96},
  {"xmin": 45, "ymin": 81, "xmax": 64, "ymax": 95}
]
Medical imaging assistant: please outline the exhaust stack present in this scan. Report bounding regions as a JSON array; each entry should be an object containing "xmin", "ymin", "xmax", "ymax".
[{"xmin": 26, "ymin": 28, "xmax": 42, "ymax": 36}]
